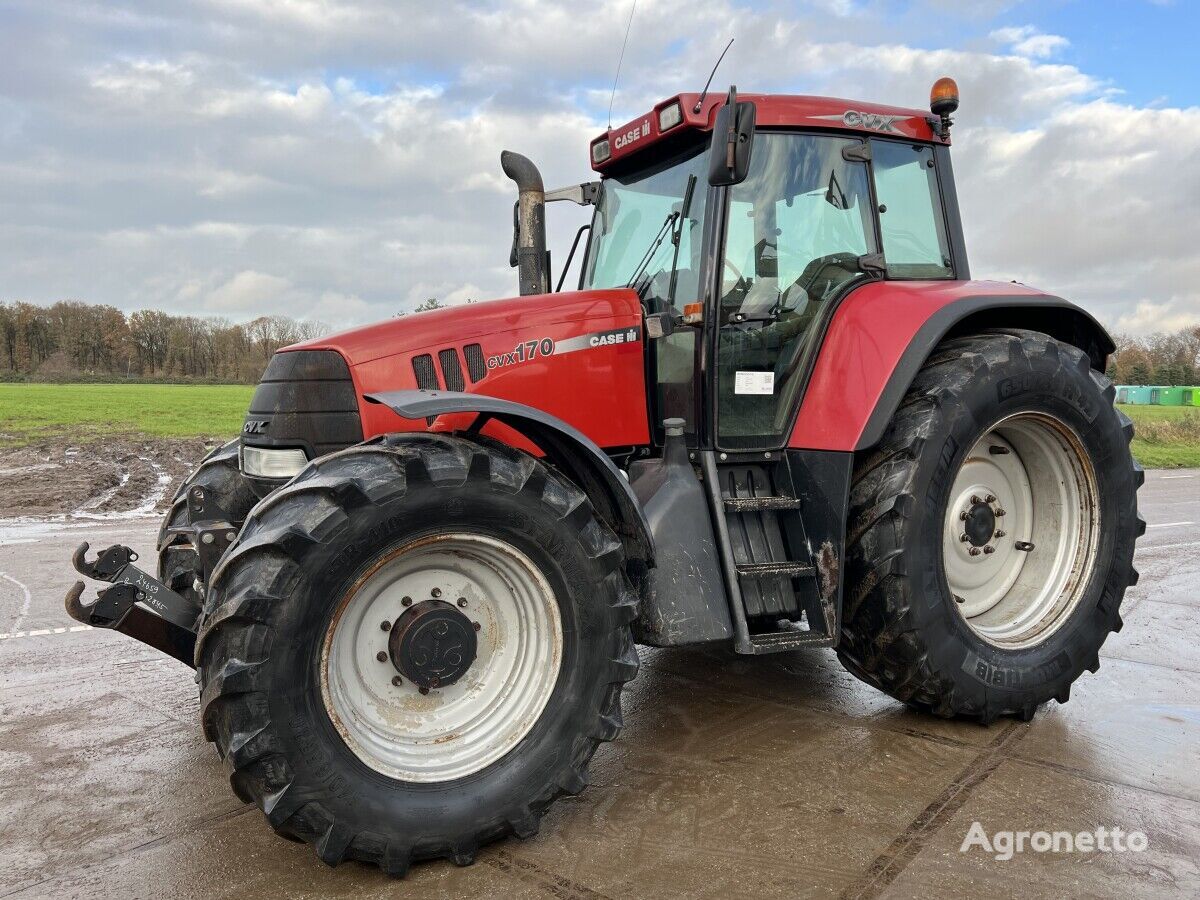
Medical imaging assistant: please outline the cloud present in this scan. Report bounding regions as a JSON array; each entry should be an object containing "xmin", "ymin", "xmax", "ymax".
[
  {"xmin": 990, "ymin": 25, "xmax": 1071, "ymax": 59},
  {"xmin": 0, "ymin": 0, "xmax": 1193, "ymax": 336}
]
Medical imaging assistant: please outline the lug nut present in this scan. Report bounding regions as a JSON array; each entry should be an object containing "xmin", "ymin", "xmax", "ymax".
[
  {"xmin": 969, "ymin": 547, "xmax": 982, "ymax": 556},
  {"xmin": 380, "ymin": 620, "xmax": 392, "ymax": 631},
  {"xmin": 472, "ymin": 621, "xmax": 481, "ymax": 632},
  {"xmin": 431, "ymin": 587, "xmax": 442, "ymax": 598},
  {"xmin": 995, "ymin": 530, "xmax": 1006, "ymax": 538},
  {"xmin": 401, "ymin": 596, "xmax": 412, "ymax": 606},
  {"xmin": 457, "ymin": 597, "xmax": 468, "ymax": 607},
  {"xmin": 960, "ymin": 511, "xmax": 969, "ymax": 521},
  {"xmin": 971, "ymin": 495, "xmax": 982, "ymax": 504},
  {"xmin": 392, "ymin": 676, "xmax": 403, "ymax": 686},
  {"xmin": 429, "ymin": 677, "xmax": 440, "ymax": 688},
  {"xmin": 419, "ymin": 686, "xmax": 430, "ymax": 695},
  {"xmin": 225, "ymin": 531, "xmax": 237, "ymax": 542},
  {"xmin": 376, "ymin": 651, "xmax": 388, "ymax": 663},
  {"xmin": 983, "ymin": 546, "xmax": 996, "ymax": 554},
  {"xmin": 959, "ymin": 533, "xmax": 969, "ymax": 543},
  {"xmin": 995, "ymin": 508, "xmax": 1006, "ymax": 517},
  {"xmin": 985, "ymin": 494, "xmax": 996, "ymax": 504}
]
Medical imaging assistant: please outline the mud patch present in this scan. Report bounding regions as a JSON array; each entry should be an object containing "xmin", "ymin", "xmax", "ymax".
[{"xmin": 0, "ymin": 436, "xmax": 223, "ymax": 519}]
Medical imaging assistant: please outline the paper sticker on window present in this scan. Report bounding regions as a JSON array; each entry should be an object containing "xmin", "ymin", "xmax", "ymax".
[{"xmin": 735, "ymin": 371, "xmax": 775, "ymax": 395}]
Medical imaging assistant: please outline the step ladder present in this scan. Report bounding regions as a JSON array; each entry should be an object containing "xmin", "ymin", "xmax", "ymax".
[{"xmin": 702, "ymin": 453, "xmax": 836, "ymax": 654}]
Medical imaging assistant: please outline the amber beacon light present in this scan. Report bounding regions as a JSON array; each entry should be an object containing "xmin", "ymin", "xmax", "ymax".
[{"xmin": 930, "ymin": 76, "xmax": 959, "ymax": 138}]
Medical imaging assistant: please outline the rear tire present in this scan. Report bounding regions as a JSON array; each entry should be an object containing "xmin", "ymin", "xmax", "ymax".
[
  {"xmin": 838, "ymin": 330, "xmax": 1144, "ymax": 723},
  {"xmin": 156, "ymin": 438, "xmax": 257, "ymax": 602},
  {"xmin": 196, "ymin": 433, "xmax": 638, "ymax": 875}
]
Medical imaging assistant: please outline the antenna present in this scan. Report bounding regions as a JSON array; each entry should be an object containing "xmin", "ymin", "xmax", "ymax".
[
  {"xmin": 693, "ymin": 38, "xmax": 734, "ymax": 113},
  {"xmin": 608, "ymin": 0, "xmax": 638, "ymax": 129}
]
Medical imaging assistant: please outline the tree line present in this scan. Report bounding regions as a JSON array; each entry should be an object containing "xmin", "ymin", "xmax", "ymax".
[
  {"xmin": 1109, "ymin": 326, "xmax": 1200, "ymax": 386},
  {"xmin": 0, "ymin": 301, "xmax": 329, "ymax": 383}
]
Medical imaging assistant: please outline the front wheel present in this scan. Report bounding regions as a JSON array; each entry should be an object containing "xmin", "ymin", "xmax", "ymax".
[
  {"xmin": 839, "ymin": 330, "xmax": 1144, "ymax": 722},
  {"xmin": 196, "ymin": 433, "xmax": 638, "ymax": 874}
]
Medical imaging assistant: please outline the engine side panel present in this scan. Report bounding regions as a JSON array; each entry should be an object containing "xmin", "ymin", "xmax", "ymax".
[
  {"xmin": 309, "ymin": 289, "xmax": 651, "ymax": 449},
  {"xmin": 788, "ymin": 280, "xmax": 1114, "ymax": 452}
]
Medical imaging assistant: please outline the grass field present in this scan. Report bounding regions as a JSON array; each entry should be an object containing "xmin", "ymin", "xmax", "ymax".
[
  {"xmin": 0, "ymin": 383, "xmax": 254, "ymax": 445},
  {"xmin": 1, "ymin": 384, "xmax": 1198, "ymax": 468},
  {"xmin": 1118, "ymin": 403, "xmax": 1200, "ymax": 468}
]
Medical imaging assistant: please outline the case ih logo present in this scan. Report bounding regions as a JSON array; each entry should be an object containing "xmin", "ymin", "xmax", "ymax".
[{"xmin": 614, "ymin": 120, "xmax": 651, "ymax": 150}]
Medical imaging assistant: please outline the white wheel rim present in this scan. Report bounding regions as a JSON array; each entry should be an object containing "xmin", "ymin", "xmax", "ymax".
[
  {"xmin": 321, "ymin": 533, "xmax": 562, "ymax": 783},
  {"xmin": 942, "ymin": 412, "xmax": 1100, "ymax": 649}
]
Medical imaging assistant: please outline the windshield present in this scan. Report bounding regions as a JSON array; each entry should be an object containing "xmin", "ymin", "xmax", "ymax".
[{"xmin": 581, "ymin": 144, "xmax": 710, "ymax": 313}]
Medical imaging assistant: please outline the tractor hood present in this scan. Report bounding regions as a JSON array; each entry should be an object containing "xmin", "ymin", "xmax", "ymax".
[
  {"xmin": 285, "ymin": 288, "xmax": 642, "ymax": 369},
  {"xmin": 273, "ymin": 287, "xmax": 652, "ymax": 452}
]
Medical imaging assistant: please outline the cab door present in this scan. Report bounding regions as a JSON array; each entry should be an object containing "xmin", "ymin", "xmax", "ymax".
[{"xmin": 710, "ymin": 132, "xmax": 878, "ymax": 450}]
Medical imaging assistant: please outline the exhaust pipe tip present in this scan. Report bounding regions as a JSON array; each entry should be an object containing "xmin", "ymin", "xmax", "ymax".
[{"xmin": 501, "ymin": 150, "xmax": 549, "ymax": 296}]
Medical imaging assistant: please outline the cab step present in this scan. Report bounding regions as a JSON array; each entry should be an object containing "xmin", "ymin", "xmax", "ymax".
[
  {"xmin": 736, "ymin": 561, "xmax": 814, "ymax": 578},
  {"xmin": 723, "ymin": 496, "xmax": 804, "ymax": 512},
  {"xmin": 745, "ymin": 630, "xmax": 834, "ymax": 653}
]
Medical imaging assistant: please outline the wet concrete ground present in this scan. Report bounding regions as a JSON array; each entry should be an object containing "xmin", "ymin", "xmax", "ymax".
[{"xmin": 1, "ymin": 472, "xmax": 1198, "ymax": 898}]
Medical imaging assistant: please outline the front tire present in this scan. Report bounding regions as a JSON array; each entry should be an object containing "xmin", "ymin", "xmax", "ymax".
[
  {"xmin": 156, "ymin": 438, "xmax": 257, "ymax": 602},
  {"xmin": 196, "ymin": 433, "xmax": 638, "ymax": 874},
  {"xmin": 838, "ymin": 330, "xmax": 1144, "ymax": 722}
]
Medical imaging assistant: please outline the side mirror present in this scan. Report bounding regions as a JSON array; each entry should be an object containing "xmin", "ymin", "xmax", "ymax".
[{"xmin": 708, "ymin": 89, "xmax": 756, "ymax": 186}]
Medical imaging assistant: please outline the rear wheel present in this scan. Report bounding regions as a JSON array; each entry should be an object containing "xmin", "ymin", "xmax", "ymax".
[
  {"xmin": 838, "ymin": 330, "xmax": 1144, "ymax": 722},
  {"xmin": 196, "ymin": 433, "xmax": 637, "ymax": 874}
]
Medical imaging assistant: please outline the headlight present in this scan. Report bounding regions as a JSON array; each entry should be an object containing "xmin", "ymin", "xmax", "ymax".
[
  {"xmin": 240, "ymin": 445, "xmax": 309, "ymax": 479},
  {"xmin": 591, "ymin": 138, "xmax": 611, "ymax": 164}
]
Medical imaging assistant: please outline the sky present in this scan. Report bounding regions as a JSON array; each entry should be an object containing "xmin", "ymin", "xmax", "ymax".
[{"xmin": 1, "ymin": 0, "xmax": 1198, "ymax": 335}]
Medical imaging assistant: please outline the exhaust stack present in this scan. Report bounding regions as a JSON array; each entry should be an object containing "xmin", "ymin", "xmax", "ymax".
[{"xmin": 501, "ymin": 150, "xmax": 549, "ymax": 296}]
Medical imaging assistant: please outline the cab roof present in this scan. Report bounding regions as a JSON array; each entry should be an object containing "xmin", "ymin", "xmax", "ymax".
[{"xmin": 591, "ymin": 92, "xmax": 944, "ymax": 172}]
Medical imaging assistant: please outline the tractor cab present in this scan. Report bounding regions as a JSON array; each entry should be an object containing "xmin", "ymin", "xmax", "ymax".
[{"xmin": 554, "ymin": 84, "xmax": 968, "ymax": 451}]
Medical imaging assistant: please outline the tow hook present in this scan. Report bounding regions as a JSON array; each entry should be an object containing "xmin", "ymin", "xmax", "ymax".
[{"xmin": 65, "ymin": 542, "xmax": 201, "ymax": 666}]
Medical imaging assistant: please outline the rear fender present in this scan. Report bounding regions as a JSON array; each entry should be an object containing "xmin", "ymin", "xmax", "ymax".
[
  {"xmin": 788, "ymin": 281, "xmax": 1115, "ymax": 452},
  {"xmin": 365, "ymin": 390, "xmax": 655, "ymax": 574}
]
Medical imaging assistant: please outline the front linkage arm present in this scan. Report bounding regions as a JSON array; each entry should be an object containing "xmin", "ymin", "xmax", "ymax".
[
  {"xmin": 64, "ymin": 485, "xmax": 240, "ymax": 667},
  {"xmin": 66, "ymin": 542, "xmax": 201, "ymax": 666}
]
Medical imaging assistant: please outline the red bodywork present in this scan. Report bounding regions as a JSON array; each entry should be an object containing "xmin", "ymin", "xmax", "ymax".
[
  {"xmin": 288, "ymin": 289, "xmax": 650, "ymax": 451},
  {"xmin": 789, "ymin": 280, "xmax": 1055, "ymax": 450},
  {"xmin": 593, "ymin": 92, "xmax": 942, "ymax": 172}
]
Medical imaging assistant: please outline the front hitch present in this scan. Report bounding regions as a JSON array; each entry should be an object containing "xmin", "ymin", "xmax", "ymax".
[{"xmin": 65, "ymin": 541, "xmax": 202, "ymax": 666}]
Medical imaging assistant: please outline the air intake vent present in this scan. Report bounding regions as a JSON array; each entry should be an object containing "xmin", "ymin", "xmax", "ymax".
[
  {"xmin": 438, "ymin": 349, "xmax": 465, "ymax": 392},
  {"xmin": 412, "ymin": 354, "xmax": 439, "ymax": 391},
  {"xmin": 464, "ymin": 344, "xmax": 487, "ymax": 383}
]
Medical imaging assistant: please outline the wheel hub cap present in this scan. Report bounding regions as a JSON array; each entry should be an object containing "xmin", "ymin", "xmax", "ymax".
[
  {"xmin": 963, "ymin": 501, "xmax": 996, "ymax": 547},
  {"xmin": 388, "ymin": 600, "xmax": 478, "ymax": 689}
]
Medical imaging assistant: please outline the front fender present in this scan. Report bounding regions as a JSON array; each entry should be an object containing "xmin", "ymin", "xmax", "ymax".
[
  {"xmin": 365, "ymin": 390, "xmax": 654, "ymax": 570},
  {"xmin": 788, "ymin": 280, "xmax": 1114, "ymax": 452}
]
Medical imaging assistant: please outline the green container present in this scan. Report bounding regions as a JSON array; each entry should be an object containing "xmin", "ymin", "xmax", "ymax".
[
  {"xmin": 1150, "ymin": 386, "xmax": 1186, "ymax": 406},
  {"xmin": 1116, "ymin": 386, "xmax": 1153, "ymax": 405},
  {"xmin": 1184, "ymin": 388, "xmax": 1200, "ymax": 407}
]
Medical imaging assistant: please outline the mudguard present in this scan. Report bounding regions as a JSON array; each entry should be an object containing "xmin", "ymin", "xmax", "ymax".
[
  {"xmin": 365, "ymin": 390, "xmax": 654, "ymax": 570},
  {"xmin": 789, "ymin": 280, "xmax": 1115, "ymax": 452}
]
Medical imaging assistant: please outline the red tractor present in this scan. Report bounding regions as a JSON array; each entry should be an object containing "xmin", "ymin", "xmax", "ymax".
[{"xmin": 67, "ymin": 80, "xmax": 1142, "ymax": 875}]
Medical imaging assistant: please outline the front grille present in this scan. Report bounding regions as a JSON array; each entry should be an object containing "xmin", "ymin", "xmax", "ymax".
[
  {"xmin": 243, "ymin": 349, "xmax": 363, "ymax": 480},
  {"xmin": 464, "ymin": 344, "xmax": 487, "ymax": 383},
  {"xmin": 438, "ymin": 349, "xmax": 465, "ymax": 392},
  {"xmin": 412, "ymin": 354, "xmax": 440, "ymax": 390}
]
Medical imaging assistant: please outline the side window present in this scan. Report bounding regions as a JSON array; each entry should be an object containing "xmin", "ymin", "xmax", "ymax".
[{"xmin": 871, "ymin": 140, "xmax": 952, "ymax": 278}]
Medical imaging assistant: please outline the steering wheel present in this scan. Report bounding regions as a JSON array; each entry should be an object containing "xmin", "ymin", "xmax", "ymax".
[{"xmin": 794, "ymin": 252, "xmax": 863, "ymax": 298}]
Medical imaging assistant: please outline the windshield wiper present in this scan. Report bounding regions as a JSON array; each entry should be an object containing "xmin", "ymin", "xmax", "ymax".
[
  {"xmin": 665, "ymin": 174, "xmax": 698, "ymax": 311},
  {"xmin": 625, "ymin": 211, "xmax": 679, "ymax": 290}
]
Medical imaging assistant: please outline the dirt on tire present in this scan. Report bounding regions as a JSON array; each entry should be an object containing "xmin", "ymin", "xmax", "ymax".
[{"xmin": 0, "ymin": 436, "xmax": 224, "ymax": 519}]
